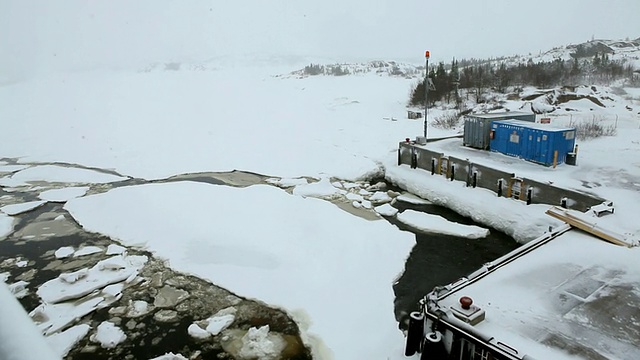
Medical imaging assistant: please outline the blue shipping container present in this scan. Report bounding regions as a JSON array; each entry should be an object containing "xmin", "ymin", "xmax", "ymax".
[{"xmin": 490, "ymin": 120, "xmax": 576, "ymax": 166}]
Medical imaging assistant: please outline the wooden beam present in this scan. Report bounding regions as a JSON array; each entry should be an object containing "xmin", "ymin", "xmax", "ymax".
[{"xmin": 546, "ymin": 206, "xmax": 633, "ymax": 247}]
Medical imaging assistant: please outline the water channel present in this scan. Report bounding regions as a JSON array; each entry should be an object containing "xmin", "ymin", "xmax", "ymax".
[{"xmin": 0, "ymin": 160, "xmax": 521, "ymax": 358}]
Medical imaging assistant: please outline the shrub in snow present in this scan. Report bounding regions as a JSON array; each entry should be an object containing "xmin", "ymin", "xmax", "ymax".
[
  {"xmin": 569, "ymin": 117, "xmax": 617, "ymax": 140},
  {"xmin": 432, "ymin": 111, "xmax": 461, "ymax": 129}
]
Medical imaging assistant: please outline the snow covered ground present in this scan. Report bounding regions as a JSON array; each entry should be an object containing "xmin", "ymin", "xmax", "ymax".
[{"xmin": 1, "ymin": 49, "xmax": 639, "ymax": 359}]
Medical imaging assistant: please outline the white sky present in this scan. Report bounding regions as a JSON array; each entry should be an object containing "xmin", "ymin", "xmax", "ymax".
[{"xmin": 1, "ymin": 0, "xmax": 639, "ymax": 80}]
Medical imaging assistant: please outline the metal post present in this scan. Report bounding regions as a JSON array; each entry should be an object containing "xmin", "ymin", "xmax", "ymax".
[{"xmin": 423, "ymin": 51, "xmax": 430, "ymax": 140}]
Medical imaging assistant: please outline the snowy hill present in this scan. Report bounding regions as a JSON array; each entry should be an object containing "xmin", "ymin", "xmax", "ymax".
[
  {"xmin": 495, "ymin": 38, "xmax": 640, "ymax": 69},
  {"xmin": 279, "ymin": 60, "xmax": 423, "ymax": 79}
]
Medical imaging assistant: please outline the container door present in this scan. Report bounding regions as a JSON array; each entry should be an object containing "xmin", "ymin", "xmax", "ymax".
[
  {"xmin": 506, "ymin": 128, "xmax": 521, "ymax": 157},
  {"xmin": 531, "ymin": 129, "xmax": 543, "ymax": 163},
  {"xmin": 540, "ymin": 132, "xmax": 549, "ymax": 164}
]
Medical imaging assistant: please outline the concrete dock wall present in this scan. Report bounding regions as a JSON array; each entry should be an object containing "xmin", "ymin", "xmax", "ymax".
[{"xmin": 397, "ymin": 142, "xmax": 604, "ymax": 211}]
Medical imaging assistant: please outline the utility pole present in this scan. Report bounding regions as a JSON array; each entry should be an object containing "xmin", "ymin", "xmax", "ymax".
[{"xmin": 423, "ymin": 50, "xmax": 430, "ymax": 140}]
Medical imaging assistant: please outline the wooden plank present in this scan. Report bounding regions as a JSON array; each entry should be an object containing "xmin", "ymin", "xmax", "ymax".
[{"xmin": 546, "ymin": 206, "xmax": 632, "ymax": 247}]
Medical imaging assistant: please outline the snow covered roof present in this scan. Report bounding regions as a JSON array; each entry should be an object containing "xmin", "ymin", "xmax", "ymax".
[
  {"xmin": 433, "ymin": 229, "xmax": 640, "ymax": 359},
  {"xmin": 492, "ymin": 119, "xmax": 576, "ymax": 132},
  {"xmin": 466, "ymin": 111, "xmax": 534, "ymax": 119}
]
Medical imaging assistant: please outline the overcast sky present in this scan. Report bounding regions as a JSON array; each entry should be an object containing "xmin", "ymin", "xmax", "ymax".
[{"xmin": 1, "ymin": 0, "xmax": 639, "ymax": 80}]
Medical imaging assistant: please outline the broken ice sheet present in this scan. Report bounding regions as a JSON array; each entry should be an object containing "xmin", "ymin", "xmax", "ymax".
[
  {"xmin": 46, "ymin": 323, "xmax": 91, "ymax": 357},
  {"xmin": 0, "ymin": 200, "xmax": 47, "ymax": 215},
  {"xmin": 73, "ymin": 246, "xmax": 103, "ymax": 257},
  {"xmin": 9, "ymin": 280, "xmax": 29, "ymax": 298},
  {"xmin": 31, "ymin": 296, "xmax": 105, "ymax": 336},
  {"xmin": 37, "ymin": 254, "xmax": 147, "ymax": 303},
  {"xmin": 106, "ymin": 244, "xmax": 126, "ymax": 255},
  {"xmin": 55, "ymin": 246, "xmax": 75, "ymax": 259}
]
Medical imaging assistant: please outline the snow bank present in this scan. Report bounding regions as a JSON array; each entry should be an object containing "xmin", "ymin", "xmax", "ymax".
[
  {"xmin": 397, "ymin": 210, "xmax": 489, "ymax": 239},
  {"xmin": 65, "ymin": 181, "xmax": 415, "ymax": 360},
  {"xmin": 39, "ymin": 186, "xmax": 90, "ymax": 202},
  {"xmin": 386, "ymin": 164, "xmax": 562, "ymax": 243}
]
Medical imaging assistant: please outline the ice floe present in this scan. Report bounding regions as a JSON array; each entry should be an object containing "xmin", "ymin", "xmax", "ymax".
[
  {"xmin": 45, "ymin": 323, "xmax": 91, "ymax": 357},
  {"xmin": 0, "ymin": 176, "xmax": 29, "ymax": 188},
  {"xmin": 374, "ymin": 204, "xmax": 399, "ymax": 217},
  {"xmin": 292, "ymin": 178, "xmax": 344, "ymax": 198},
  {"xmin": 0, "ymin": 213, "xmax": 13, "ymax": 239},
  {"xmin": 397, "ymin": 210, "xmax": 490, "ymax": 239},
  {"xmin": 266, "ymin": 177, "xmax": 309, "ymax": 187},
  {"xmin": 369, "ymin": 191, "xmax": 392, "ymax": 204},
  {"xmin": 396, "ymin": 193, "xmax": 432, "ymax": 205},
  {"xmin": 187, "ymin": 324, "xmax": 211, "ymax": 339},
  {"xmin": 8, "ymin": 280, "xmax": 30, "ymax": 298},
  {"xmin": 238, "ymin": 325, "xmax": 285, "ymax": 360},
  {"xmin": 126, "ymin": 300, "xmax": 151, "ymax": 318},
  {"xmin": 37, "ymin": 254, "xmax": 147, "ymax": 303},
  {"xmin": 106, "ymin": 244, "xmax": 127, "ymax": 255},
  {"xmin": 11, "ymin": 165, "xmax": 127, "ymax": 184},
  {"xmin": 73, "ymin": 246, "xmax": 103, "ymax": 257},
  {"xmin": 0, "ymin": 164, "xmax": 30, "ymax": 173},
  {"xmin": 0, "ymin": 200, "xmax": 47, "ymax": 215},
  {"xmin": 149, "ymin": 353, "xmax": 188, "ymax": 360},
  {"xmin": 90, "ymin": 321, "xmax": 126, "ymax": 349},
  {"xmin": 31, "ymin": 296, "xmax": 106, "ymax": 336},
  {"xmin": 54, "ymin": 246, "xmax": 75, "ymax": 259},
  {"xmin": 39, "ymin": 186, "xmax": 90, "ymax": 202},
  {"xmin": 205, "ymin": 314, "xmax": 235, "ymax": 336}
]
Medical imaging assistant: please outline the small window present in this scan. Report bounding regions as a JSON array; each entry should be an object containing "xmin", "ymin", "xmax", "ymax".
[
  {"xmin": 509, "ymin": 133, "xmax": 520, "ymax": 143},
  {"xmin": 565, "ymin": 131, "xmax": 575, "ymax": 140}
]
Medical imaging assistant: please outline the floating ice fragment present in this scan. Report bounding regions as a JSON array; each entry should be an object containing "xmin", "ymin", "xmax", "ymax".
[
  {"xmin": 374, "ymin": 204, "xmax": 398, "ymax": 217},
  {"xmin": 188, "ymin": 324, "xmax": 211, "ymax": 339},
  {"xmin": 90, "ymin": 321, "xmax": 126, "ymax": 349},
  {"xmin": 106, "ymin": 244, "xmax": 126, "ymax": 255},
  {"xmin": 74, "ymin": 246, "xmax": 103, "ymax": 257},
  {"xmin": 46, "ymin": 324, "xmax": 91, "ymax": 357},
  {"xmin": 54, "ymin": 246, "xmax": 75, "ymax": 259}
]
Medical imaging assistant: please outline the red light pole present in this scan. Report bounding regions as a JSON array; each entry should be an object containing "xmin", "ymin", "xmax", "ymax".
[{"xmin": 423, "ymin": 50, "xmax": 430, "ymax": 141}]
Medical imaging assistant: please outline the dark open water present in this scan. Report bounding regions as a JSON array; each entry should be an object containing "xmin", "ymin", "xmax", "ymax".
[{"xmin": 386, "ymin": 198, "xmax": 520, "ymax": 329}]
